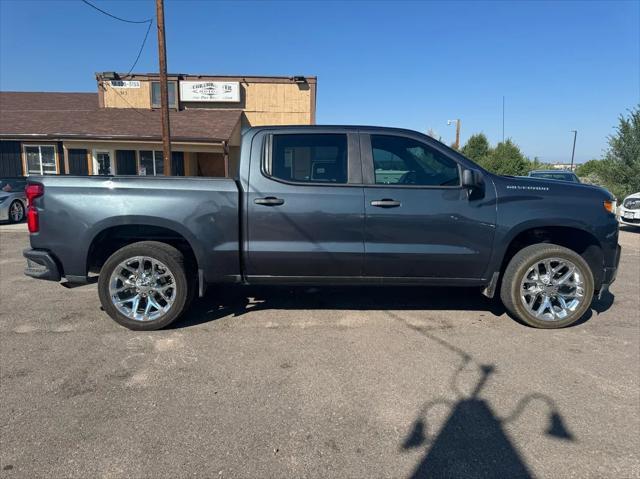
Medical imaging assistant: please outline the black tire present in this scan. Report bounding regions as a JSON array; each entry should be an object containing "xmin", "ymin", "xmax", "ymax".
[
  {"xmin": 98, "ymin": 241, "xmax": 190, "ymax": 331},
  {"xmin": 8, "ymin": 200, "xmax": 25, "ymax": 223},
  {"xmin": 500, "ymin": 243, "xmax": 594, "ymax": 329}
]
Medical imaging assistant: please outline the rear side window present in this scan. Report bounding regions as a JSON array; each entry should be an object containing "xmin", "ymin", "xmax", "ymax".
[
  {"xmin": 268, "ymin": 134, "xmax": 348, "ymax": 184},
  {"xmin": 371, "ymin": 135, "xmax": 460, "ymax": 187}
]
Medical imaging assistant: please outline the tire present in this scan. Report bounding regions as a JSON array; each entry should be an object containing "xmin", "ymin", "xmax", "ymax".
[
  {"xmin": 98, "ymin": 241, "xmax": 191, "ymax": 331},
  {"xmin": 500, "ymin": 243, "xmax": 594, "ymax": 329},
  {"xmin": 8, "ymin": 200, "xmax": 25, "ymax": 223}
]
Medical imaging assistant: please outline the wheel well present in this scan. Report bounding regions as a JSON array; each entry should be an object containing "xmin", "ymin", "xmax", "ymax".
[
  {"xmin": 87, "ymin": 225, "xmax": 198, "ymax": 275},
  {"xmin": 500, "ymin": 226, "xmax": 604, "ymax": 288}
]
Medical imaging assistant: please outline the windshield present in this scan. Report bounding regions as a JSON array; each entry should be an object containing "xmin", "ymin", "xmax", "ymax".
[
  {"xmin": 0, "ymin": 178, "xmax": 27, "ymax": 192},
  {"xmin": 529, "ymin": 172, "xmax": 578, "ymax": 182}
]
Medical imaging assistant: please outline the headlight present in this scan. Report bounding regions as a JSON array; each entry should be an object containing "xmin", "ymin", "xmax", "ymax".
[
  {"xmin": 604, "ymin": 200, "xmax": 617, "ymax": 214},
  {"xmin": 0, "ymin": 196, "xmax": 7, "ymax": 204}
]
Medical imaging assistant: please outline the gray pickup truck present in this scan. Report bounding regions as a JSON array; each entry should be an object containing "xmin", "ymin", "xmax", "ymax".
[{"xmin": 24, "ymin": 126, "xmax": 620, "ymax": 330}]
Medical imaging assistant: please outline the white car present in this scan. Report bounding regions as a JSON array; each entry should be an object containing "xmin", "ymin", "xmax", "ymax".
[{"xmin": 618, "ymin": 192, "xmax": 640, "ymax": 228}]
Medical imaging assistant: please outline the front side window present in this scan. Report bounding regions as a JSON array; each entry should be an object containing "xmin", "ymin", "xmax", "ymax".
[
  {"xmin": 151, "ymin": 81, "xmax": 178, "ymax": 109},
  {"xmin": 269, "ymin": 134, "xmax": 348, "ymax": 184},
  {"xmin": 139, "ymin": 150, "xmax": 164, "ymax": 176},
  {"xmin": 24, "ymin": 145, "xmax": 56, "ymax": 175},
  {"xmin": 371, "ymin": 135, "xmax": 459, "ymax": 186}
]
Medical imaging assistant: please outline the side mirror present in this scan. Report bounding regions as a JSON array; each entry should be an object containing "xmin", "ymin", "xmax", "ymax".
[{"xmin": 462, "ymin": 169, "xmax": 482, "ymax": 189}]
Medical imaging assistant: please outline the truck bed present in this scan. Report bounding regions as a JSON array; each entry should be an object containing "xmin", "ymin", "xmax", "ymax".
[{"xmin": 28, "ymin": 175, "xmax": 241, "ymax": 284}]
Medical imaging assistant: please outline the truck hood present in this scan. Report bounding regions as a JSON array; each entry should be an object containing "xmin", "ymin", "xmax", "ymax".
[{"xmin": 491, "ymin": 174, "xmax": 614, "ymax": 200}]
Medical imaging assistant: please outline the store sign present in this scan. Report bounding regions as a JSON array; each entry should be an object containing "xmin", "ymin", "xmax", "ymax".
[
  {"xmin": 109, "ymin": 80, "xmax": 141, "ymax": 88},
  {"xmin": 179, "ymin": 81, "xmax": 240, "ymax": 102}
]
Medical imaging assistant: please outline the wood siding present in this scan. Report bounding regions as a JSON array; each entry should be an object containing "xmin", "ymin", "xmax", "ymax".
[
  {"xmin": 100, "ymin": 77, "xmax": 315, "ymax": 126},
  {"xmin": 101, "ymin": 81, "xmax": 152, "ymax": 109}
]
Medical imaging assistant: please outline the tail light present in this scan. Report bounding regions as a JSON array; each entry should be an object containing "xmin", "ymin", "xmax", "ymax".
[{"xmin": 25, "ymin": 183, "xmax": 44, "ymax": 233}]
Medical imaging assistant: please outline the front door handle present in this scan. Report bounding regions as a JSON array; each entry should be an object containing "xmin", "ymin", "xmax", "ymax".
[
  {"xmin": 254, "ymin": 196, "xmax": 285, "ymax": 206},
  {"xmin": 370, "ymin": 199, "xmax": 401, "ymax": 208}
]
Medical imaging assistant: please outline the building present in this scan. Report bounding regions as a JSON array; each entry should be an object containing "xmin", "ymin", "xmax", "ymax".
[{"xmin": 0, "ymin": 73, "xmax": 317, "ymax": 178}]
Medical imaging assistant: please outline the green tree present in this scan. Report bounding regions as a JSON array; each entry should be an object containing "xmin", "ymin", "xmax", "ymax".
[
  {"xmin": 575, "ymin": 159, "xmax": 603, "ymax": 178},
  {"xmin": 461, "ymin": 133, "xmax": 490, "ymax": 162},
  {"xmin": 479, "ymin": 139, "xmax": 530, "ymax": 176},
  {"xmin": 597, "ymin": 105, "xmax": 640, "ymax": 199}
]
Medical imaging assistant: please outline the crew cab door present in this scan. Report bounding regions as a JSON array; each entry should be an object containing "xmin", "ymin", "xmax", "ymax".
[
  {"xmin": 360, "ymin": 131, "xmax": 496, "ymax": 280},
  {"xmin": 244, "ymin": 129, "xmax": 365, "ymax": 281}
]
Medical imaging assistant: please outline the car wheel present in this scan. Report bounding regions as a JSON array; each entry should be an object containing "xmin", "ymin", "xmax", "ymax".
[
  {"xmin": 98, "ymin": 241, "xmax": 190, "ymax": 331},
  {"xmin": 500, "ymin": 243, "xmax": 594, "ymax": 329},
  {"xmin": 8, "ymin": 200, "xmax": 25, "ymax": 223}
]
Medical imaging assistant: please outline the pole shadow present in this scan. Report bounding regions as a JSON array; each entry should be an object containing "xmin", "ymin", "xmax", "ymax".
[{"xmin": 391, "ymin": 312, "xmax": 575, "ymax": 479}]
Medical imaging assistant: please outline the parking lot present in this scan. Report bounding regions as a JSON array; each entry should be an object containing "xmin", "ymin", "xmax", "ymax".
[{"xmin": 1, "ymin": 225, "xmax": 638, "ymax": 478}]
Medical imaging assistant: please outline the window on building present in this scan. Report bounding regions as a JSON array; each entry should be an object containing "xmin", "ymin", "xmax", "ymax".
[
  {"xmin": 269, "ymin": 134, "xmax": 348, "ymax": 184},
  {"xmin": 151, "ymin": 81, "xmax": 178, "ymax": 109},
  {"xmin": 139, "ymin": 150, "xmax": 164, "ymax": 176},
  {"xmin": 371, "ymin": 135, "xmax": 460, "ymax": 186},
  {"xmin": 24, "ymin": 145, "xmax": 57, "ymax": 175}
]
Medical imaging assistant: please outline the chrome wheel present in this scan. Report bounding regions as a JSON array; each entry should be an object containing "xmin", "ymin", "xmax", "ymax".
[
  {"xmin": 108, "ymin": 256, "xmax": 177, "ymax": 322},
  {"xmin": 520, "ymin": 257, "xmax": 585, "ymax": 322},
  {"xmin": 10, "ymin": 201, "xmax": 24, "ymax": 222}
]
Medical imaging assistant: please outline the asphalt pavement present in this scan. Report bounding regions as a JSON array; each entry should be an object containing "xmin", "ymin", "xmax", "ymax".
[{"xmin": 1, "ymin": 224, "xmax": 638, "ymax": 478}]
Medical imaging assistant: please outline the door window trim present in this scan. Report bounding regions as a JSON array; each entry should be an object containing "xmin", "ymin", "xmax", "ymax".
[
  {"xmin": 261, "ymin": 132, "xmax": 362, "ymax": 187},
  {"xmin": 360, "ymin": 132, "xmax": 463, "ymax": 189}
]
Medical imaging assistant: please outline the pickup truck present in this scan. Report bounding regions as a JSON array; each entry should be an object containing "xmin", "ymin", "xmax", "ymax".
[{"xmin": 23, "ymin": 126, "xmax": 620, "ymax": 330}]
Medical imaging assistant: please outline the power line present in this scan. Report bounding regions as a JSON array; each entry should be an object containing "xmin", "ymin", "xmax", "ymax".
[
  {"xmin": 124, "ymin": 19, "xmax": 153, "ymax": 77},
  {"xmin": 80, "ymin": 0, "xmax": 151, "ymax": 24},
  {"xmin": 80, "ymin": 0, "xmax": 154, "ymax": 76}
]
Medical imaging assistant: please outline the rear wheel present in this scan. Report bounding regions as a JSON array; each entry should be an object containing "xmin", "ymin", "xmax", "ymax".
[
  {"xmin": 98, "ymin": 241, "xmax": 190, "ymax": 330},
  {"xmin": 8, "ymin": 200, "xmax": 25, "ymax": 223},
  {"xmin": 500, "ymin": 243, "xmax": 594, "ymax": 329}
]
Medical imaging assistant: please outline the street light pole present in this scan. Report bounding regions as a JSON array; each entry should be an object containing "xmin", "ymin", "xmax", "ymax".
[
  {"xmin": 447, "ymin": 119, "xmax": 461, "ymax": 150},
  {"xmin": 156, "ymin": 0, "xmax": 171, "ymax": 176},
  {"xmin": 570, "ymin": 130, "xmax": 578, "ymax": 171}
]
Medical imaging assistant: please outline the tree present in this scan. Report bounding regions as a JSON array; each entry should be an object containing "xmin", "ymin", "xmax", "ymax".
[
  {"xmin": 597, "ymin": 105, "xmax": 640, "ymax": 199},
  {"xmin": 575, "ymin": 159, "xmax": 603, "ymax": 178},
  {"xmin": 461, "ymin": 133, "xmax": 490, "ymax": 162},
  {"xmin": 479, "ymin": 139, "xmax": 530, "ymax": 176}
]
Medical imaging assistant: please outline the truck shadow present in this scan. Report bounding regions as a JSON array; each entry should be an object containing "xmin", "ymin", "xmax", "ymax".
[
  {"xmin": 173, "ymin": 285, "xmax": 506, "ymax": 329},
  {"xmin": 173, "ymin": 285, "xmax": 614, "ymax": 329}
]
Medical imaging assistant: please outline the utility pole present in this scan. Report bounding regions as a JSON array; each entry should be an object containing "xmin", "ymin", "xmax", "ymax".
[
  {"xmin": 570, "ymin": 130, "xmax": 578, "ymax": 171},
  {"xmin": 447, "ymin": 119, "xmax": 461, "ymax": 149},
  {"xmin": 156, "ymin": 0, "xmax": 171, "ymax": 176},
  {"xmin": 502, "ymin": 96, "xmax": 505, "ymax": 142}
]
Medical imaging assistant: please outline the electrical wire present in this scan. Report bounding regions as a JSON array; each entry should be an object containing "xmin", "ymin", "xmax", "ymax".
[
  {"xmin": 123, "ymin": 19, "xmax": 153, "ymax": 77},
  {"xmin": 80, "ymin": 0, "xmax": 151, "ymax": 24},
  {"xmin": 80, "ymin": 0, "xmax": 154, "ymax": 76}
]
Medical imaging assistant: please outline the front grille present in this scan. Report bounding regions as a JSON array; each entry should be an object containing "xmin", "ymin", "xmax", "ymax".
[
  {"xmin": 621, "ymin": 217, "xmax": 640, "ymax": 224},
  {"xmin": 623, "ymin": 198, "xmax": 640, "ymax": 209}
]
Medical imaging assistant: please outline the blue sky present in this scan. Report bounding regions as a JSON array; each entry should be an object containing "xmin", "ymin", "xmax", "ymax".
[{"xmin": 1, "ymin": 0, "xmax": 638, "ymax": 163}]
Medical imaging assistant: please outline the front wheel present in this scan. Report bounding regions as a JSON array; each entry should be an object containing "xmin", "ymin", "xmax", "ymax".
[
  {"xmin": 500, "ymin": 244, "xmax": 594, "ymax": 329},
  {"xmin": 98, "ymin": 241, "xmax": 190, "ymax": 330}
]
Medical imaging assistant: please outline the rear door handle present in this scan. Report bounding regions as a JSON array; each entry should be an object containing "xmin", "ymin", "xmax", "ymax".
[
  {"xmin": 254, "ymin": 196, "xmax": 285, "ymax": 206},
  {"xmin": 370, "ymin": 199, "xmax": 401, "ymax": 208}
]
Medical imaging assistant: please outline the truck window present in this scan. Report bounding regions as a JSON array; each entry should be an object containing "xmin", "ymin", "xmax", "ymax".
[
  {"xmin": 371, "ymin": 135, "xmax": 460, "ymax": 187},
  {"xmin": 269, "ymin": 134, "xmax": 348, "ymax": 184}
]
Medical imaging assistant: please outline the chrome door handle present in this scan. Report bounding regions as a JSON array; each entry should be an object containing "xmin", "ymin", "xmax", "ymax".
[
  {"xmin": 254, "ymin": 197, "xmax": 285, "ymax": 206},
  {"xmin": 370, "ymin": 199, "xmax": 401, "ymax": 208}
]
